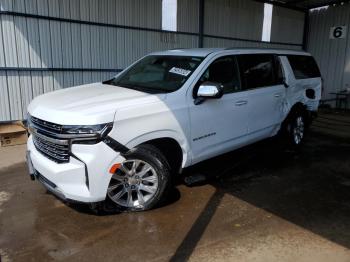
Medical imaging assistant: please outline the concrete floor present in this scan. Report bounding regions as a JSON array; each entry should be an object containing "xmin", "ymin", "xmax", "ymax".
[{"xmin": 1, "ymin": 112, "xmax": 350, "ymax": 262}]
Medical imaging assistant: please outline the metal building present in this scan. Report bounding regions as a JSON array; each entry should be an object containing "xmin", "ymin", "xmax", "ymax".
[
  {"xmin": 0, "ymin": 0, "xmax": 347, "ymax": 121},
  {"xmin": 308, "ymin": 3, "xmax": 350, "ymax": 100}
]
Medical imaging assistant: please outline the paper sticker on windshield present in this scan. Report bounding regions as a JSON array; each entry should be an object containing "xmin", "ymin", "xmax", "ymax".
[{"xmin": 169, "ymin": 67, "xmax": 191, "ymax": 77}]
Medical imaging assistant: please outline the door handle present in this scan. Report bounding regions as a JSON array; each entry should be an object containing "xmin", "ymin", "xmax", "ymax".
[
  {"xmin": 235, "ymin": 100, "xmax": 248, "ymax": 106},
  {"xmin": 274, "ymin": 94, "xmax": 281, "ymax": 98}
]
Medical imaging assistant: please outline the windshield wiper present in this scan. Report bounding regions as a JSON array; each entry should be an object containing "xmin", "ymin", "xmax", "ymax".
[
  {"xmin": 137, "ymin": 86, "xmax": 169, "ymax": 93},
  {"xmin": 111, "ymin": 82, "xmax": 169, "ymax": 94},
  {"xmin": 103, "ymin": 78, "xmax": 117, "ymax": 86}
]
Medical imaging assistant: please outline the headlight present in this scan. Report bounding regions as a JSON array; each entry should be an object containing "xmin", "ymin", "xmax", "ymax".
[
  {"xmin": 62, "ymin": 123, "xmax": 113, "ymax": 137},
  {"xmin": 65, "ymin": 123, "xmax": 113, "ymax": 145}
]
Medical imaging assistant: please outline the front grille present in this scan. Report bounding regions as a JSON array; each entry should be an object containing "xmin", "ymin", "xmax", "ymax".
[
  {"xmin": 30, "ymin": 115, "xmax": 70, "ymax": 163},
  {"xmin": 33, "ymin": 134, "xmax": 70, "ymax": 163},
  {"xmin": 30, "ymin": 115, "xmax": 63, "ymax": 133}
]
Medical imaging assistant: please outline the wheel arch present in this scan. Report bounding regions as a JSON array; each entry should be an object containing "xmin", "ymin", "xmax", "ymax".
[
  {"xmin": 285, "ymin": 102, "xmax": 308, "ymax": 122},
  {"xmin": 281, "ymin": 102, "xmax": 309, "ymax": 134},
  {"xmin": 125, "ymin": 131, "xmax": 189, "ymax": 174}
]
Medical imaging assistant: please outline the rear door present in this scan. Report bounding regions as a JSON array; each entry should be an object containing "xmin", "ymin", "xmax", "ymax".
[{"xmin": 237, "ymin": 54, "xmax": 286, "ymax": 137}]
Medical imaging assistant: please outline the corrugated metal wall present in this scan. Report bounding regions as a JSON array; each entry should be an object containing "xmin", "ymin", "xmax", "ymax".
[
  {"xmin": 307, "ymin": 3, "xmax": 350, "ymax": 100},
  {"xmin": 271, "ymin": 6, "xmax": 305, "ymax": 45},
  {"xmin": 202, "ymin": 0, "xmax": 303, "ymax": 49},
  {"xmin": 203, "ymin": 37, "xmax": 302, "ymax": 50},
  {"xmin": 0, "ymin": 0, "xmax": 304, "ymax": 121},
  {"xmin": 204, "ymin": 0, "xmax": 263, "ymax": 41},
  {"xmin": 177, "ymin": 0, "xmax": 199, "ymax": 33}
]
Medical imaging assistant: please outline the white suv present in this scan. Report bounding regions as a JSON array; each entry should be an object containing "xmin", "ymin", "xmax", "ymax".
[{"xmin": 26, "ymin": 48, "xmax": 322, "ymax": 211}]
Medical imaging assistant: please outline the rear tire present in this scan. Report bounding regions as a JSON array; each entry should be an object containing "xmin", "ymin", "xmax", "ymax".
[
  {"xmin": 105, "ymin": 144, "xmax": 171, "ymax": 212},
  {"xmin": 285, "ymin": 110, "xmax": 306, "ymax": 148}
]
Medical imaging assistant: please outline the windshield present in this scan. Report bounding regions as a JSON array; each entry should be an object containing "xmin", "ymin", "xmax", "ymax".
[{"xmin": 105, "ymin": 55, "xmax": 204, "ymax": 94}]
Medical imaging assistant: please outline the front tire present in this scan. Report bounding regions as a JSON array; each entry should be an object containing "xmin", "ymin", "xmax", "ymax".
[{"xmin": 106, "ymin": 144, "xmax": 171, "ymax": 212}]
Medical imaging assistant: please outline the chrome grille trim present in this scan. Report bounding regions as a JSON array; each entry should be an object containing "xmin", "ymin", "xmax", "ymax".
[
  {"xmin": 33, "ymin": 134, "xmax": 70, "ymax": 163},
  {"xmin": 29, "ymin": 127, "xmax": 69, "ymax": 145},
  {"xmin": 29, "ymin": 118, "xmax": 70, "ymax": 163},
  {"xmin": 33, "ymin": 136, "xmax": 69, "ymax": 156},
  {"xmin": 30, "ymin": 115, "xmax": 63, "ymax": 133}
]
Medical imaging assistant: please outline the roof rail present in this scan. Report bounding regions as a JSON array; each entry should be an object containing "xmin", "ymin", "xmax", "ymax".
[
  {"xmin": 168, "ymin": 48, "xmax": 187, "ymax": 50},
  {"xmin": 224, "ymin": 47, "xmax": 306, "ymax": 52}
]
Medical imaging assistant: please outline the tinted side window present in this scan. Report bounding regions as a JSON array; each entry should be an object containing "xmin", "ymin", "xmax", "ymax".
[
  {"xmin": 287, "ymin": 55, "xmax": 321, "ymax": 79},
  {"xmin": 199, "ymin": 56, "xmax": 241, "ymax": 94},
  {"xmin": 237, "ymin": 54, "xmax": 277, "ymax": 89}
]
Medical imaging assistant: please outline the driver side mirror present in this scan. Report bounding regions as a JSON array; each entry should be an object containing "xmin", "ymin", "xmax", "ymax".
[
  {"xmin": 195, "ymin": 82, "xmax": 224, "ymax": 105},
  {"xmin": 197, "ymin": 81, "xmax": 224, "ymax": 97}
]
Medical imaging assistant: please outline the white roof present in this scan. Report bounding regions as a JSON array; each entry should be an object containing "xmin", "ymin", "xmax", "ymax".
[
  {"xmin": 150, "ymin": 48, "xmax": 310, "ymax": 57},
  {"xmin": 150, "ymin": 48, "xmax": 223, "ymax": 57}
]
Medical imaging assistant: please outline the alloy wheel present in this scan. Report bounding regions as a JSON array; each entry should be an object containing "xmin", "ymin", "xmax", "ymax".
[
  {"xmin": 293, "ymin": 116, "xmax": 304, "ymax": 145},
  {"xmin": 107, "ymin": 159, "xmax": 159, "ymax": 208}
]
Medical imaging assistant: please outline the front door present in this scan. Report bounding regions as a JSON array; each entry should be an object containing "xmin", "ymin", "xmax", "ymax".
[{"xmin": 189, "ymin": 55, "xmax": 249, "ymax": 164}]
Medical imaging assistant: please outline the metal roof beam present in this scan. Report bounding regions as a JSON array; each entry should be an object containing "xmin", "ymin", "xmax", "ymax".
[
  {"xmin": 307, "ymin": 0, "xmax": 350, "ymax": 9},
  {"xmin": 252, "ymin": 0, "xmax": 307, "ymax": 12},
  {"xmin": 286, "ymin": 0, "xmax": 308, "ymax": 4}
]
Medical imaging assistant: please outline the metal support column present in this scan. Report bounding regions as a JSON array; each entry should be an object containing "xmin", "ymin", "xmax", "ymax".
[
  {"xmin": 198, "ymin": 0, "xmax": 204, "ymax": 48},
  {"xmin": 302, "ymin": 11, "xmax": 310, "ymax": 51}
]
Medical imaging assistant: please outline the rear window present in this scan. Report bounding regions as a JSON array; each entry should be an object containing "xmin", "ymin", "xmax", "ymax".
[
  {"xmin": 287, "ymin": 55, "xmax": 321, "ymax": 79},
  {"xmin": 237, "ymin": 54, "xmax": 281, "ymax": 89}
]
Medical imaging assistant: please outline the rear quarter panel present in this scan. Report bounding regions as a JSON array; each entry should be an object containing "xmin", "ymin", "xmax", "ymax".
[{"xmin": 280, "ymin": 56, "xmax": 322, "ymax": 113}]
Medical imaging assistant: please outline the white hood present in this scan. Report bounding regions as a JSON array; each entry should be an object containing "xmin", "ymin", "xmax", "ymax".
[{"xmin": 28, "ymin": 83, "xmax": 166, "ymax": 125}]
